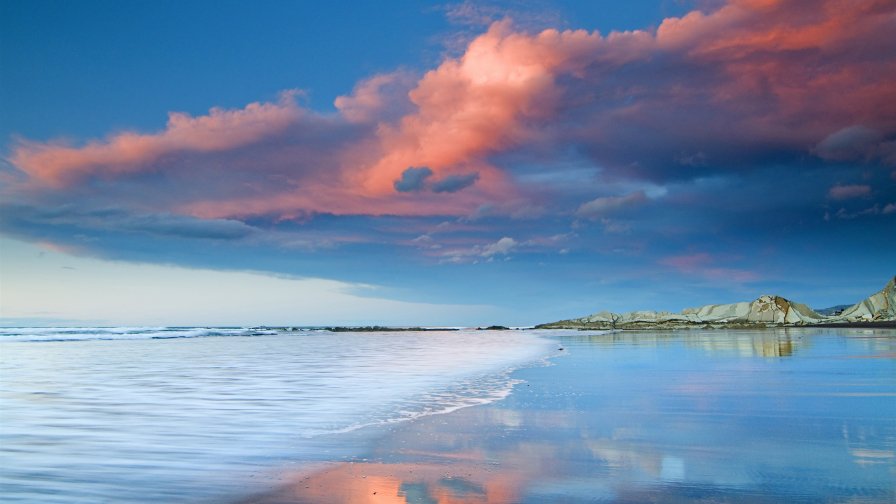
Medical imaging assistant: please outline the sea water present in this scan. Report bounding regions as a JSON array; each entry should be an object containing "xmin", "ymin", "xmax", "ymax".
[
  {"xmin": 509, "ymin": 329, "xmax": 896, "ymax": 503},
  {"xmin": 0, "ymin": 328, "xmax": 556, "ymax": 502},
  {"xmin": 268, "ymin": 328, "xmax": 895, "ymax": 504},
  {"xmin": 3, "ymin": 328, "xmax": 894, "ymax": 503}
]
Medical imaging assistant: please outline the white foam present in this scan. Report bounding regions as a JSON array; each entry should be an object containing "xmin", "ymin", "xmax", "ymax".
[
  {"xmin": 0, "ymin": 329, "xmax": 558, "ymax": 503},
  {"xmin": 0, "ymin": 326, "xmax": 276, "ymax": 342}
]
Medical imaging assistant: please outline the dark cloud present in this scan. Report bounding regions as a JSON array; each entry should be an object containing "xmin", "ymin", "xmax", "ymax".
[
  {"xmin": 815, "ymin": 126, "xmax": 884, "ymax": 162},
  {"xmin": 125, "ymin": 214, "xmax": 256, "ymax": 240},
  {"xmin": 393, "ymin": 166, "xmax": 434, "ymax": 192},
  {"xmin": 0, "ymin": 204, "xmax": 255, "ymax": 241},
  {"xmin": 432, "ymin": 173, "xmax": 479, "ymax": 193},
  {"xmin": 545, "ymin": 1, "xmax": 896, "ymax": 183}
]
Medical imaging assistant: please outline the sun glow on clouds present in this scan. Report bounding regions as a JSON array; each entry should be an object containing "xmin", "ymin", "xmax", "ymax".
[
  {"xmin": 2, "ymin": 0, "xmax": 895, "ymax": 320},
  {"xmin": 12, "ymin": 92, "xmax": 303, "ymax": 187},
  {"xmin": 9, "ymin": 0, "xmax": 895, "ymax": 221}
]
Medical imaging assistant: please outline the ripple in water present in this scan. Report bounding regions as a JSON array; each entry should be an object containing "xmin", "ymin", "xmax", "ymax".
[{"xmin": 0, "ymin": 328, "xmax": 555, "ymax": 503}]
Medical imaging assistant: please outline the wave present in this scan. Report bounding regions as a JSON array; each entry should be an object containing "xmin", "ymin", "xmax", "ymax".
[
  {"xmin": 0, "ymin": 328, "xmax": 558, "ymax": 503},
  {"xmin": 0, "ymin": 326, "xmax": 283, "ymax": 342},
  {"xmin": 301, "ymin": 360, "xmax": 550, "ymax": 438}
]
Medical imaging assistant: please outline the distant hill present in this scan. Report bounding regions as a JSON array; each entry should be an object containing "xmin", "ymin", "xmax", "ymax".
[
  {"xmin": 537, "ymin": 276, "xmax": 896, "ymax": 330},
  {"xmin": 814, "ymin": 305, "xmax": 851, "ymax": 317}
]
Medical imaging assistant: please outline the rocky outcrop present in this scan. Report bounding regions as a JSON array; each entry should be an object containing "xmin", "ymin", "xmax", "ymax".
[
  {"xmin": 537, "ymin": 276, "xmax": 895, "ymax": 330},
  {"xmin": 836, "ymin": 276, "xmax": 896, "ymax": 322},
  {"xmin": 682, "ymin": 295, "xmax": 824, "ymax": 325}
]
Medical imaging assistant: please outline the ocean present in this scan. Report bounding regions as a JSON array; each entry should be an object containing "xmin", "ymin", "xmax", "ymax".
[
  {"xmin": 0, "ymin": 327, "xmax": 556, "ymax": 502},
  {"xmin": 1, "ymin": 327, "xmax": 894, "ymax": 503}
]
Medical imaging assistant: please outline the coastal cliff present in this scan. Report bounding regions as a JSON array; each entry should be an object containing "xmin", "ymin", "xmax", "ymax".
[
  {"xmin": 538, "ymin": 276, "xmax": 896, "ymax": 330},
  {"xmin": 837, "ymin": 276, "xmax": 896, "ymax": 322}
]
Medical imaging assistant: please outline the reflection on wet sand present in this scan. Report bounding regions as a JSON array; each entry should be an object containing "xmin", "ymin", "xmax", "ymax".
[
  {"xmin": 246, "ymin": 458, "xmax": 526, "ymax": 504},
  {"xmin": 240, "ymin": 329, "xmax": 896, "ymax": 504},
  {"xmin": 246, "ymin": 418, "xmax": 894, "ymax": 503}
]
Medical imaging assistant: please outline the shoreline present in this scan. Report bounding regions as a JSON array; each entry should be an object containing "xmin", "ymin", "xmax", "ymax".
[
  {"xmin": 233, "ymin": 348, "xmax": 563, "ymax": 504},
  {"xmin": 537, "ymin": 320, "xmax": 896, "ymax": 330},
  {"xmin": 233, "ymin": 327, "xmax": 896, "ymax": 504},
  {"xmin": 803, "ymin": 320, "xmax": 896, "ymax": 328}
]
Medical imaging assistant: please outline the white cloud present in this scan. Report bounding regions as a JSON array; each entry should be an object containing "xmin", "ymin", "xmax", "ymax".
[
  {"xmin": 437, "ymin": 236, "xmax": 519, "ymax": 264},
  {"xmin": 0, "ymin": 238, "xmax": 491, "ymax": 326},
  {"xmin": 481, "ymin": 237, "xmax": 517, "ymax": 257},
  {"xmin": 576, "ymin": 191, "xmax": 647, "ymax": 219}
]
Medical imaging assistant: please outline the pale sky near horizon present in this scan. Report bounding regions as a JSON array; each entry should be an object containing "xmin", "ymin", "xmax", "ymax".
[
  {"xmin": 0, "ymin": 237, "xmax": 495, "ymax": 326},
  {"xmin": 1, "ymin": 0, "xmax": 894, "ymax": 326}
]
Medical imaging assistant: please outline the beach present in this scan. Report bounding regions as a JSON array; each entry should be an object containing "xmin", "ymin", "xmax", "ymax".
[
  {"xmin": 5, "ymin": 1, "xmax": 896, "ymax": 502},
  {"xmin": 1, "ymin": 327, "xmax": 894, "ymax": 503},
  {"xmin": 0, "ymin": 328, "xmax": 554, "ymax": 502},
  {"xmin": 240, "ymin": 329, "xmax": 896, "ymax": 504}
]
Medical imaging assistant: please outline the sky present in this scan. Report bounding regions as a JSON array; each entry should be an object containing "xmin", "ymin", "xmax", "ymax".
[{"xmin": 1, "ymin": 0, "xmax": 894, "ymax": 327}]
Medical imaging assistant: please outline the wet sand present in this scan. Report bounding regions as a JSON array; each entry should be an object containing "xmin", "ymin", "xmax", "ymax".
[{"xmin": 238, "ymin": 329, "xmax": 896, "ymax": 504}]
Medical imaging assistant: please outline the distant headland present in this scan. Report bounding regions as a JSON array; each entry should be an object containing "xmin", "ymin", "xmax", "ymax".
[{"xmin": 537, "ymin": 276, "xmax": 896, "ymax": 330}]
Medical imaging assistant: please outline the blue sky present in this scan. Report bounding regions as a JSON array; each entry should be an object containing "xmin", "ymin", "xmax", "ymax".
[{"xmin": 1, "ymin": 0, "xmax": 894, "ymax": 326}]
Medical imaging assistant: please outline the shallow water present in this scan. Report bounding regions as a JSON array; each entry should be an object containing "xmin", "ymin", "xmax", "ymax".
[
  {"xmin": 514, "ymin": 329, "xmax": 896, "ymax": 503},
  {"xmin": 254, "ymin": 328, "xmax": 896, "ymax": 504},
  {"xmin": 0, "ymin": 328, "xmax": 554, "ymax": 502}
]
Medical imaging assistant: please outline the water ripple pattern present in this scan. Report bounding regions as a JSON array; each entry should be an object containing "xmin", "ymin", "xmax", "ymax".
[{"xmin": 0, "ymin": 328, "xmax": 555, "ymax": 502}]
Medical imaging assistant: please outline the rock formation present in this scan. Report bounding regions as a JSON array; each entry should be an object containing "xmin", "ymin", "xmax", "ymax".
[
  {"xmin": 682, "ymin": 295, "xmax": 824, "ymax": 325},
  {"xmin": 538, "ymin": 276, "xmax": 895, "ymax": 330},
  {"xmin": 836, "ymin": 276, "xmax": 896, "ymax": 322}
]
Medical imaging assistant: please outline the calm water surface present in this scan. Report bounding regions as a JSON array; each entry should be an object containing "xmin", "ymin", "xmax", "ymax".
[
  {"xmin": 1, "ymin": 328, "xmax": 894, "ymax": 503},
  {"xmin": 0, "ymin": 328, "xmax": 554, "ymax": 502},
  {"xmin": 255, "ymin": 328, "xmax": 896, "ymax": 504},
  {"xmin": 512, "ymin": 329, "xmax": 896, "ymax": 503}
]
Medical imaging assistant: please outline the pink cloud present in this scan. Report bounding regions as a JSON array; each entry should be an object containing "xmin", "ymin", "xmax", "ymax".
[
  {"xmin": 356, "ymin": 20, "xmax": 654, "ymax": 196},
  {"xmin": 364, "ymin": 0, "xmax": 895, "ymax": 194},
  {"xmin": 634, "ymin": 0, "xmax": 896, "ymax": 175},
  {"xmin": 660, "ymin": 252, "xmax": 758, "ymax": 283},
  {"xmin": 828, "ymin": 184, "xmax": 871, "ymax": 200},
  {"xmin": 660, "ymin": 252, "xmax": 713, "ymax": 271},
  {"xmin": 333, "ymin": 72, "xmax": 415, "ymax": 123},
  {"xmin": 12, "ymin": 92, "xmax": 302, "ymax": 186},
  {"xmin": 6, "ymin": 0, "xmax": 895, "ymax": 223}
]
